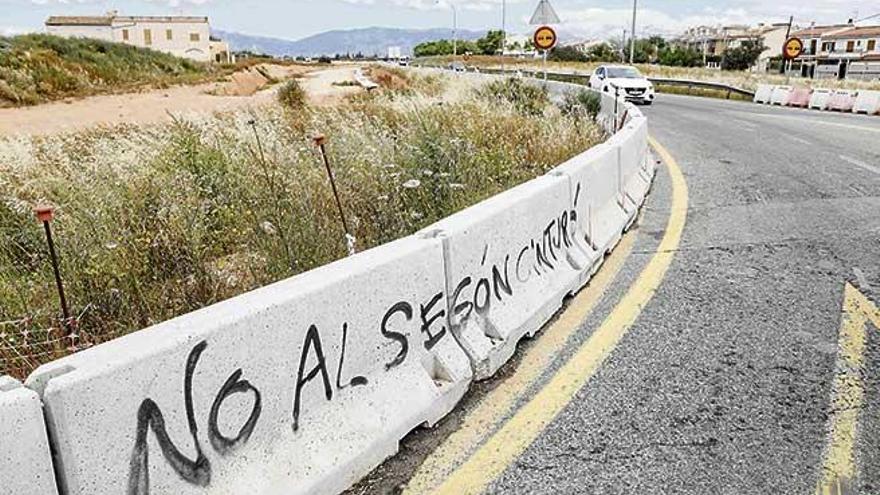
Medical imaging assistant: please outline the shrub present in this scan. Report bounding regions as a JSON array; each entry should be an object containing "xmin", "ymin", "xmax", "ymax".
[
  {"xmin": 549, "ymin": 45, "xmax": 588, "ymax": 63},
  {"xmin": 277, "ymin": 79, "xmax": 306, "ymax": 109},
  {"xmin": 560, "ymin": 89, "xmax": 601, "ymax": 119},
  {"xmin": 476, "ymin": 77, "xmax": 549, "ymax": 116}
]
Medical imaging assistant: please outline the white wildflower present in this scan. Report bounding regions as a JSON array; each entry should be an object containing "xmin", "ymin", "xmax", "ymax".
[
  {"xmin": 449, "ymin": 183, "xmax": 465, "ymax": 190},
  {"xmin": 402, "ymin": 179, "xmax": 421, "ymax": 189},
  {"xmin": 260, "ymin": 221, "xmax": 277, "ymax": 235}
]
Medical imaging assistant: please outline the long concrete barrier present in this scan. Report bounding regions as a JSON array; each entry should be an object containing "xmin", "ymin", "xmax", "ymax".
[
  {"xmin": 754, "ymin": 84, "xmax": 773, "ymax": 104},
  {"xmin": 418, "ymin": 175, "xmax": 583, "ymax": 379},
  {"xmin": 853, "ymin": 90, "xmax": 880, "ymax": 114},
  {"xmin": 26, "ymin": 235, "xmax": 472, "ymax": 495},
  {"xmin": 0, "ymin": 376, "xmax": 59, "ymax": 495}
]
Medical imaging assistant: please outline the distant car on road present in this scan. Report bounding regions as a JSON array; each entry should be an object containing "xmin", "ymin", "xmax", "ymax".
[
  {"xmin": 589, "ymin": 65, "xmax": 655, "ymax": 105},
  {"xmin": 448, "ymin": 61, "xmax": 466, "ymax": 73}
]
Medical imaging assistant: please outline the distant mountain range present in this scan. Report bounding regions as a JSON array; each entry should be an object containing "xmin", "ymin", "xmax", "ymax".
[{"xmin": 213, "ymin": 27, "xmax": 486, "ymax": 57}]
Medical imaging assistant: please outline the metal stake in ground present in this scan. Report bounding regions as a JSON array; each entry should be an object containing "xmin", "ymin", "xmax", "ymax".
[
  {"xmin": 312, "ymin": 134, "xmax": 356, "ymax": 255},
  {"xmin": 34, "ymin": 205, "xmax": 74, "ymax": 337}
]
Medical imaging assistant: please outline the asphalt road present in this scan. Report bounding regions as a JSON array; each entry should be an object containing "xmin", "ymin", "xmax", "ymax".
[{"xmin": 353, "ymin": 93, "xmax": 880, "ymax": 495}]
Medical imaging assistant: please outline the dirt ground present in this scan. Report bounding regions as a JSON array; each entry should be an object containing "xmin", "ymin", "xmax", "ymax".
[{"xmin": 0, "ymin": 64, "xmax": 364, "ymax": 136}]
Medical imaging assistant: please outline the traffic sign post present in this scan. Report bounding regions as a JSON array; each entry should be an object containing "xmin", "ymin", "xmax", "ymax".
[
  {"xmin": 783, "ymin": 37, "xmax": 804, "ymax": 60},
  {"xmin": 533, "ymin": 25, "xmax": 557, "ymax": 81},
  {"xmin": 782, "ymin": 37, "xmax": 803, "ymax": 84}
]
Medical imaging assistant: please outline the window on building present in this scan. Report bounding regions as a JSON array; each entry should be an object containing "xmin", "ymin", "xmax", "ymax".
[
  {"xmin": 144, "ymin": 29, "xmax": 152, "ymax": 46},
  {"xmin": 869, "ymin": 40, "xmax": 877, "ymax": 51},
  {"xmin": 846, "ymin": 40, "xmax": 855, "ymax": 52},
  {"xmin": 190, "ymin": 32, "xmax": 200, "ymax": 42},
  {"xmin": 809, "ymin": 39, "xmax": 817, "ymax": 54},
  {"xmin": 166, "ymin": 29, "xmax": 173, "ymax": 41},
  {"xmin": 122, "ymin": 29, "xmax": 129, "ymax": 41},
  {"xmin": 822, "ymin": 41, "xmax": 834, "ymax": 52}
]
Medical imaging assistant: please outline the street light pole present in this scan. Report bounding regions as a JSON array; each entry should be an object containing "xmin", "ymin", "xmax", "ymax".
[
  {"xmin": 452, "ymin": 3, "xmax": 458, "ymax": 57},
  {"xmin": 629, "ymin": 0, "xmax": 637, "ymax": 63},
  {"xmin": 501, "ymin": 0, "xmax": 506, "ymax": 71}
]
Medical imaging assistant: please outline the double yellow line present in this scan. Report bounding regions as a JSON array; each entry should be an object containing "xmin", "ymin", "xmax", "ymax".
[
  {"xmin": 406, "ymin": 136, "xmax": 689, "ymax": 494},
  {"xmin": 816, "ymin": 283, "xmax": 880, "ymax": 495}
]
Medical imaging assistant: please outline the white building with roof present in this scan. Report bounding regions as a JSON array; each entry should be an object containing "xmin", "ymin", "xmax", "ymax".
[{"xmin": 45, "ymin": 12, "xmax": 231, "ymax": 63}]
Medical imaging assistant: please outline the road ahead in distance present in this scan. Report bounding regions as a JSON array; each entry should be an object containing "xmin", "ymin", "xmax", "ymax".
[{"xmin": 357, "ymin": 93, "xmax": 880, "ymax": 495}]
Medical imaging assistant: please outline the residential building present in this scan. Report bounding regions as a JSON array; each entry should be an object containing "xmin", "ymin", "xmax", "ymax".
[
  {"xmin": 45, "ymin": 12, "xmax": 231, "ymax": 63},
  {"xmin": 675, "ymin": 23, "xmax": 794, "ymax": 71},
  {"xmin": 818, "ymin": 25, "xmax": 880, "ymax": 80}
]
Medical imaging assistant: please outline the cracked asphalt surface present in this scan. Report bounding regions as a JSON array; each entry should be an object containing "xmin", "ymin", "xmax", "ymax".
[{"xmin": 356, "ymin": 93, "xmax": 880, "ymax": 495}]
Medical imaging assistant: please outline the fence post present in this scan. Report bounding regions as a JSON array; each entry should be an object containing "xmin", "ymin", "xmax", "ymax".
[{"xmin": 34, "ymin": 206, "xmax": 75, "ymax": 337}]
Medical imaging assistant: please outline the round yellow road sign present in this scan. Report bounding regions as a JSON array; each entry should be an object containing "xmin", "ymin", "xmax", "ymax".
[
  {"xmin": 783, "ymin": 37, "xmax": 804, "ymax": 60},
  {"xmin": 533, "ymin": 25, "xmax": 557, "ymax": 51}
]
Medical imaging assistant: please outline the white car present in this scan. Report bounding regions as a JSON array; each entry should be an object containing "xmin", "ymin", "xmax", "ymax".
[{"xmin": 588, "ymin": 65, "xmax": 655, "ymax": 105}]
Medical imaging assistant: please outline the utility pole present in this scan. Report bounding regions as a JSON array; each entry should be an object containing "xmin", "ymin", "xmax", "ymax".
[
  {"xmin": 501, "ymin": 0, "xmax": 506, "ymax": 71},
  {"xmin": 780, "ymin": 15, "xmax": 793, "ymax": 74},
  {"xmin": 629, "ymin": 0, "xmax": 637, "ymax": 63},
  {"xmin": 452, "ymin": 3, "xmax": 458, "ymax": 57},
  {"xmin": 622, "ymin": 28, "xmax": 627, "ymax": 62}
]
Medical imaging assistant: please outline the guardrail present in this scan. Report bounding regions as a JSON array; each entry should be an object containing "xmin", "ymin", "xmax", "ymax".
[
  {"xmin": 413, "ymin": 63, "xmax": 755, "ymax": 100},
  {"xmin": 646, "ymin": 77, "xmax": 754, "ymax": 99}
]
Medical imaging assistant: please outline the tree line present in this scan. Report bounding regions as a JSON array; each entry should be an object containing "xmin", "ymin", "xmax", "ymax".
[{"xmin": 414, "ymin": 30, "xmax": 766, "ymax": 71}]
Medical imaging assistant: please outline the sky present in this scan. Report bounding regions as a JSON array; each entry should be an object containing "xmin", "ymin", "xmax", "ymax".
[{"xmin": 2, "ymin": 0, "xmax": 878, "ymax": 41}]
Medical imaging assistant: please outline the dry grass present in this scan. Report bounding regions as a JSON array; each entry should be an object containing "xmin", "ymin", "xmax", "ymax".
[{"xmin": 0, "ymin": 70, "xmax": 603, "ymax": 378}]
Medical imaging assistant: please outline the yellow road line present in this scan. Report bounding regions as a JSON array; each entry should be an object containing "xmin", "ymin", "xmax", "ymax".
[
  {"xmin": 816, "ymin": 283, "xmax": 880, "ymax": 495},
  {"xmin": 404, "ymin": 227, "xmax": 636, "ymax": 494},
  {"xmin": 431, "ymin": 136, "xmax": 689, "ymax": 494}
]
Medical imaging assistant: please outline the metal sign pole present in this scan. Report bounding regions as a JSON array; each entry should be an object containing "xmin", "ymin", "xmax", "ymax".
[{"xmin": 543, "ymin": 49, "xmax": 547, "ymax": 80}]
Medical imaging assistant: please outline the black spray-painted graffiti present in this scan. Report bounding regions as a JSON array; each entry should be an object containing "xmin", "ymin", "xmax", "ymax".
[
  {"xmin": 126, "ymin": 197, "xmax": 584, "ymax": 492},
  {"xmin": 127, "ymin": 341, "xmax": 262, "ymax": 495},
  {"xmin": 291, "ymin": 202, "xmax": 582, "ymax": 428}
]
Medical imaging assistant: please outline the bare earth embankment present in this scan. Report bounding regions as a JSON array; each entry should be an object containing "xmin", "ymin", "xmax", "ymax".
[{"xmin": 0, "ymin": 65, "xmax": 362, "ymax": 136}]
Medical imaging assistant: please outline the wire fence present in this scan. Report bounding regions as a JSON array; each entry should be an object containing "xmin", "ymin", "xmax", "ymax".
[{"xmin": 0, "ymin": 309, "xmax": 94, "ymax": 380}]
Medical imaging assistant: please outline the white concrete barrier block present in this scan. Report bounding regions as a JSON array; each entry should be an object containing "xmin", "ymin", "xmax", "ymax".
[
  {"xmin": 612, "ymin": 116, "xmax": 650, "ymax": 217},
  {"xmin": 420, "ymin": 175, "xmax": 584, "ymax": 379},
  {"xmin": 0, "ymin": 376, "xmax": 59, "ymax": 495},
  {"xmin": 26, "ymin": 236, "xmax": 471, "ymax": 495},
  {"xmin": 769, "ymin": 85, "xmax": 793, "ymax": 105},
  {"xmin": 754, "ymin": 84, "xmax": 773, "ymax": 104},
  {"xmin": 853, "ymin": 90, "xmax": 880, "ymax": 114},
  {"xmin": 554, "ymin": 139, "xmax": 630, "ymax": 260},
  {"xmin": 809, "ymin": 88, "xmax": 833, "ymax": 110}
]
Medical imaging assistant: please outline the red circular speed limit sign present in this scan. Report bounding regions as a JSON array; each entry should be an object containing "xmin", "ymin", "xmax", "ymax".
[
  {"xmin": 533, "ymin": 25, "xmax": 557, "ymax": 51},
  {"xmin": 783, "ymin": 37, "xmax": 804, "ymax": 60}
]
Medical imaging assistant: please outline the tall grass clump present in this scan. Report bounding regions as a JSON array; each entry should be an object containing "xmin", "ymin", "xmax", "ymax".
[
  {"xmin": 277, "ymin": 79, "xmax": 306, "ymax": 109},
  {"xmin": 560, "ymin": 89, "xmax": 601, "ymax": 119},
  {"xmin": 0, "ymin": 73, "xmax": 604, "ymax": 378},
  {"xmin": 0, "ymin": 34, "xmax": 216, "ymax": 107},
  {"xmin": 477, "ymin": 77, "xmax": 549, "ymax": 115}
]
